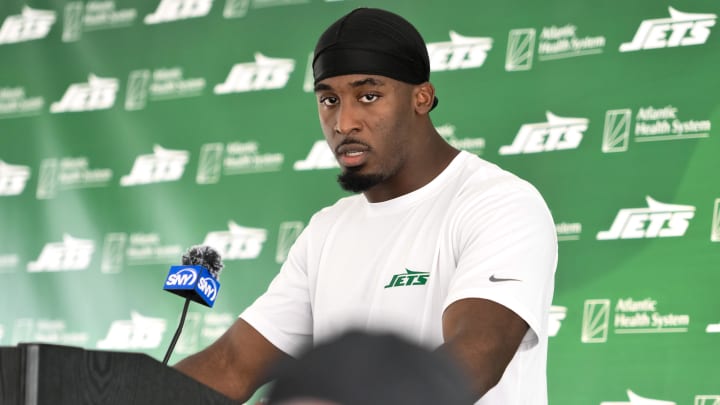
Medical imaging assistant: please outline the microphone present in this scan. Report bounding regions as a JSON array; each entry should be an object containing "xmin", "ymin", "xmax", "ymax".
[
  {"xmin": 162, "ymin": 245, "xmax": 224, "ymax": 365},
  {"xmin": 163, "ymin": 245, "xmax": 224, "ymax": 307}
]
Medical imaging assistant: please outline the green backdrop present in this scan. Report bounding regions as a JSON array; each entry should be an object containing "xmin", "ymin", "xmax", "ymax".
[{"xmin": 1, "ymin": 0, "xmax": 718, "ymax": 403}]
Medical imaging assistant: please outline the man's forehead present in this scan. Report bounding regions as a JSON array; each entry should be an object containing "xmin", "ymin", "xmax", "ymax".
[{"xmin": 314, "ymin": 74, "xmax": 395, "ymax": 92}]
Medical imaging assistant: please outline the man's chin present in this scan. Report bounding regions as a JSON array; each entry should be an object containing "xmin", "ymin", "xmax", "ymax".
[{"xmin": 337, "ymin": 171, "xmax": 384, "ymax": 193}]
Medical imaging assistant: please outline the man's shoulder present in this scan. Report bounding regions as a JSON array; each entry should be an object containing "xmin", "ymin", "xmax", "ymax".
[
  {"xmin": 456, "ymin": 152, "xmax": 541, "ymax": 199},
  {"xmin": 307, "ymin": 194, "xmax": 364, "ymax": 226}
]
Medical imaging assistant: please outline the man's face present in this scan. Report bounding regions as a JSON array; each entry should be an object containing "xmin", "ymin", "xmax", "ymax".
[{"xmin": 313, "ymin": 74, "xmax": 417, "ymax": 194}]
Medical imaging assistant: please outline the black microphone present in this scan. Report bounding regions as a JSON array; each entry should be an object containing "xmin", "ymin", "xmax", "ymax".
[{"xmin": 162, "ymin": 245, "xmax": 224, "ymax": 365}]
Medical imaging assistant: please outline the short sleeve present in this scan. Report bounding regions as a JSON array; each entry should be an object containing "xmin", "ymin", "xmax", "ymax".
[
  {"xmin": 240, "ymin": 227, "xmax": 313, "ymax": 357},
  {"xmin": 443, "ymin": 180, "xmax": 557, "ymax": 350}
]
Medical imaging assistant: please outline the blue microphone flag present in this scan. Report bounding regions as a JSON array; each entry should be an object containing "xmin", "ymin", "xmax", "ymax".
[{"xmin": 163, "ymin": 265, "xmax": 221, "ymax": 307}]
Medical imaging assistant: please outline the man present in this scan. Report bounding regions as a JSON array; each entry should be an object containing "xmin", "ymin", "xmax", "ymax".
[{"xmin": 175, "ymin": 8, "xmax": 557, "ymax": 404}]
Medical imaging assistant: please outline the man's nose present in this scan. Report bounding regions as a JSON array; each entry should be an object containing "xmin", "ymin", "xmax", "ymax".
[{"xmin": 334, "ymin": 103, "xmax": 361, "ymax": 135}]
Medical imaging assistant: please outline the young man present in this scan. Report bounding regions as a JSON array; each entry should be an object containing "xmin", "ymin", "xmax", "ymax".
[{"xmin": 175, "ymin": 8, "xmax": 557, "ymax": 404}]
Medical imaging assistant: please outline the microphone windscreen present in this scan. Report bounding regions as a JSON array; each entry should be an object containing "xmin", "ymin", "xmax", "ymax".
[{"xmin": 181, "ymin": 245, "xmax": 224, "ymax": 279}]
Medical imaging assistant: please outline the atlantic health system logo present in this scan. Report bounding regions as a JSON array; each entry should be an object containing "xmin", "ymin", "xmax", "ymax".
[
  {"xmin": 582, "ymin": 297, "xmax": 690, "ymax": 344},
  {"xmin": 602, "ymin": 105, "xmax": 711, "ymax": 153},
  {"xmin": 505, "ymin": 24, "xmax": 606, "ymax": 71}
]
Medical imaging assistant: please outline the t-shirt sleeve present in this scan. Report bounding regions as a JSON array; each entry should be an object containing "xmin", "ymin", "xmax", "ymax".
[
  {"xmin": 240, "ymin": 226, "xmax": 313, "ymax": 357},
  {"xmin": 443, "ymin": 180, "xmax": 557, "ymax": 350}
]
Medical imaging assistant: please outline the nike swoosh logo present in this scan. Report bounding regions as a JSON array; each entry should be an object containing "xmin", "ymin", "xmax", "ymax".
[{"xmin": 489, "ymin": 275, "xmax": 522, "ymax": 282}]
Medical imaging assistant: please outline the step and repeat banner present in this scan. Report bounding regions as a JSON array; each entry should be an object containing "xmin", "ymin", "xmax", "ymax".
[{"xmin": 0, "ymin": 0, "xmax": 718, "ymax": 403}]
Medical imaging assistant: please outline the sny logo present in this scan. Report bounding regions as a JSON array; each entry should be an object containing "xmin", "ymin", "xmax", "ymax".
[
  {"xmin": 120, "ymin": 145, "xmax": 189, "ymax": 186},
  {"xmin": 597, "ymin": 196, "xmax": 695, "ymax": 240},
  {"xmin": 50, "ymin": 74, "xmax": 119, "ymax": 113},
  {"xmin": 620, "ymin": 7, "xmax": 716, "ymax": 52},
  {"xmin": 0, "ymin": 160, "xmax": 31, "ymax": 196},
  {"xmin": 0, "ymin": 6, "xmax": 56, "ymax": 45},
  {"xmin": 384, "ymin": 269, "xmax": 430, "ymax": 288},
  {"xmin": 499, "ymin": 111, "xmax": 588, "ymax": 155},
  {"xmin": 165, "ymin": 268, "xmax": 198, "ymax": 286},
  {"xmin": 214, "ymin": 53, "xmax": 295, "ymax": 94},
  {"xmin": 203, "ymin": 221, "xmax": 267, "ymax": 260},
  {"xmin": 144, "ymin": 0, "xmax": 212, "ymax": 24},
  {"xmin": 27, "ymin": 234, "xmax": 95, "ymax": 272},
  {"xmin": 427, "ymin": 31, "xmax": 493, "ymax": 71}
]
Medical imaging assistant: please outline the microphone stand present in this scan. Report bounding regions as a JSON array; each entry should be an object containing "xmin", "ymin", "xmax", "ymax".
[{"xmin": 163, "ymin": 297, "xmax": 191, "ymax": 365}]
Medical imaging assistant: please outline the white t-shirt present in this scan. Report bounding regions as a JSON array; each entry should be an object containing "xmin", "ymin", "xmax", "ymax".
[{"xmin": 241, "ymin": 151, "xmax": 557, "ymax": 404}]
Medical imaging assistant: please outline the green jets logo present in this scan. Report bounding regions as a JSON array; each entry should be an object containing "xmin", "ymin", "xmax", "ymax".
[{"xmin": 384, "ymin": 269, "xmax": 430, "ymax": 288}]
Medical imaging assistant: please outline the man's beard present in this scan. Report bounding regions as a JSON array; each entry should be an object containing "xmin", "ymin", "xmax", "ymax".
[{"xmin": 337, "ymin": 169, "xmax": 385, "ymax": 193}]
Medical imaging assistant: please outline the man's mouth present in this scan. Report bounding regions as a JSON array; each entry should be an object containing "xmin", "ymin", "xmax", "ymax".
[{"xmin": 336, "ymin": 144, "xmax": 369, "ymax": 168}]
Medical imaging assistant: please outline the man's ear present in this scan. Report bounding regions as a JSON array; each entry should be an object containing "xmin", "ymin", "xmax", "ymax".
[{"xmin": 413, "ymin": 82, "xmax": 436, "ymax": 115}]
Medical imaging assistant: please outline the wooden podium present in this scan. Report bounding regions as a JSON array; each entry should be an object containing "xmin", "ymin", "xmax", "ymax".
[{"xmin": 0, "ymin": 343, "xmax": 237, "ymax": 405}]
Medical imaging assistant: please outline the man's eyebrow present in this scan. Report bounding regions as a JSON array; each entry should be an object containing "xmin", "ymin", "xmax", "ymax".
[
  {"xmin": 314, "ymin": 83, "xmax": 333, "ymax": 92},
  {"xmin": 350, "ymin": 77, "xmax": 385, "ymax": 88},
  {"xmin": 314, "ymin": 77, "xmax": 386, "ymax": 92}
]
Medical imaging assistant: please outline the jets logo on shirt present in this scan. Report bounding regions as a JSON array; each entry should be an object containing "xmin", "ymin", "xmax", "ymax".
[
  {"xmin": 0, "ymin": 6, "xmax": 56, "ymax": 45},
  {"xmin": 620, "ymin": 7, "xmax": 716, "ymax": 52},
  {"xmin": 384, "ymin": 269, "xmax": 429, "ymax": 288}
]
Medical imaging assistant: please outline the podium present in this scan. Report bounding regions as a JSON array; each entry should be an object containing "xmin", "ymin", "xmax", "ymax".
[{"xmin": 0, "ymin": 343, "xmax": 237, "ymax": 405}]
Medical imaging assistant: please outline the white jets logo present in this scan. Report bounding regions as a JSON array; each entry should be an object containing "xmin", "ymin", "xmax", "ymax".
[
  {"xmin": 427, "ymin": 31, "xmax": 493, "ymax": 71},
  {"xmin": 499, "ymin": 112, "xmax": 588, "ymax": 155},
  {"xmin": 144, "ymin": 0, "xmax": 213, "ymax": 24},
  {"xmin": 97, "ymin": 311, "xmax": 167, "ymax": 350},
  {"xmin": 597, "ymin": 196, "xmax": 695, "ymax": 240},
  {"xmin": 120, "ymin": 145, "xmax": 189, "ymax": 186},
  {"xmin": 293, "ymin": 140, "xmax": 338, "ymax": 170},
  {"xmin": 0, "ymin": 6, "xmax": 56, "ymax": 45},
  {"xmin": 600, "ymin": 389, "xmax": 675, "ymax": 405},
  {"xmin": 50, "ymin": 74, "xmax": 119, "ymax": 113},
  {"xmin": 27, "ymin": 234, "xmax": 95, "ymax": 272},
  {"xmin": 214, "ymin": 53, "xmax": 295, "ymax": 94},
  {"xmin": 0, "ymin": 160, "xmax": 31, "ymax": 196},
  {"xmin": 620, "ymin": 7, "xmax": 716, "ymax": 52},
  {"xmin": 203, "ymin": 221, "xmax": 267, "ymax": 260}
]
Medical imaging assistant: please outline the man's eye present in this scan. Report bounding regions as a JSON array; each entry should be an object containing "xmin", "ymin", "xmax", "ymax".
[
  {"xmin": 360, "ymin": 94, "xmax": 380, "ymax": 103},
  {"xmin": 320, "ymin": 96, "xmax": 338, "ymax": 106}
]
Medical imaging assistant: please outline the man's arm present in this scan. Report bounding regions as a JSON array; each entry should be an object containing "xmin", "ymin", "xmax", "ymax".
[
  {"xmin": 174, "ymin": 318, "xmax": 290, "ymax": 402},
  {"xmin": 440, "ymin": 297, "xmax": 529, "ymax": 399}
]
